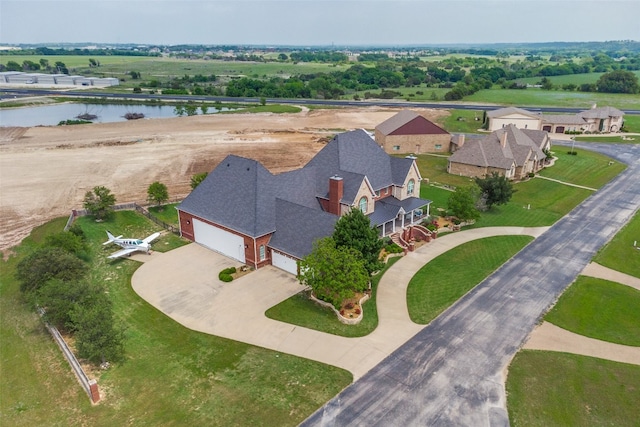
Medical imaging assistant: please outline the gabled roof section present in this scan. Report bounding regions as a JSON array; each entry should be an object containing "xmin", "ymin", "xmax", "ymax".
[
  {"xmin": 177, "ymin": 154, "xmax": 276, "ymax": 237},
  {"xmin": 268, "ymin": 199, "xmax": 338, "ymax": 259},
  {"xmin": 274, "ymin": 167, "xmax": 322, "ymax": 210},
  {"xmin": 376, "ymin": 110, "xmax": 449, "ymax": 136},
  {"xmin": 390, "ymin": 156, "xmax": 420, "ymax": 185},
  {"xmin": 578, "ymin": 106, "xmax": 624, "ymax": 119},
  {"xmin": 449, "ymin": 124, "xmax": 545, "ymax": 170},
  {"xmin": 304, "ymin": 129, "xmax": 395, "ymax": 192},
  {"xmin": 541, "ymin": 114, "xmax": 586, "ymax": 125},
  {"xmin": 487, "ymin": 107, "xmax": 541, "ymax": 119}
]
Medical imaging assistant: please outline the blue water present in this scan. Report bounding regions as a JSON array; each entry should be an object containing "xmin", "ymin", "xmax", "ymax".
[{"xmin": 0, "ymin": 103, "xmax": 226, "ymax": 127}]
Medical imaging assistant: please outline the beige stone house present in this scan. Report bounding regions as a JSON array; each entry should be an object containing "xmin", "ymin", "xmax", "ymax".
[
  {"xmin": 376, "ymin": 110, "xmax": 452, "ymax": 154},
  {"xmin": 447, "ymin": 124, "xmax": 551, "ymax": 180},
  {"xmin": 487, "ymin": 105, "xmax": 625, "ymax": 134}
]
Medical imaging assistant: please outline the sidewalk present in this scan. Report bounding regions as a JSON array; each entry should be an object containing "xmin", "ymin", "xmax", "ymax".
[{"xmin": 132, "ymin": 226, "xmax": 549, "ymax": 380}]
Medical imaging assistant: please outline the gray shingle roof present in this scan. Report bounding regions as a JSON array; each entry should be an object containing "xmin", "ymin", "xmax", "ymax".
[
  {"xmin": 578, "ymin": 106, "xmax": 624, "ymax": 119},
  {"xmin": 541, "ymin": 114, "xmax": 587, "ymax": 125},
  {"xmin": 449, "ymin": 124, "xmax": 546, "ymax": 169},
  {"xmin": 177, "ymin": 154, "xmax": 276, "ymax": 237},
  {"xmin": 268, "ymin": 198, "xmax": 338, "ymax": 259},
  {"xmin": 486, "ymin": 107, "xmax": 540, "ymax": 119}
]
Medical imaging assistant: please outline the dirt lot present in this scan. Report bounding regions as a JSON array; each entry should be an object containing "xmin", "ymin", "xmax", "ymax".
[{"xmin": 0, "ymin": 106, "xmax": 448, "ymax": 253}]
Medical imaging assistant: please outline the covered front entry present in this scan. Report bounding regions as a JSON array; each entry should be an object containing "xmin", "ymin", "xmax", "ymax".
[
  {"xmin": 193, "ymin": 218, "xmax": 246, "ymax": 263},
  {"xmin": 271, "ymin": 250, "xmax": 298, "ymax": 275}
]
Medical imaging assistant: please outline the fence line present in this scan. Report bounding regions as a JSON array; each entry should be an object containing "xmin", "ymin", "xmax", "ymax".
[
  {"xmin": 38, "ymin": 308, "xmax": 99, "ymax": 403},
  {"xmin": 66, "ymin": 201, "xmax": 181, "ymax": 235}
]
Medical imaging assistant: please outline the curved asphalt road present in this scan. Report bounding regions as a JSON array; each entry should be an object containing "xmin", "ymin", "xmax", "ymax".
[{"xmin": 302, "ymin": 142, "xmax": 640, "ymax": 427}]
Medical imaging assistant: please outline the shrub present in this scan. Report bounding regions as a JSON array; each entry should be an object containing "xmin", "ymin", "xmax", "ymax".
[
  {"xmin": 384, "ymin": 243, "xmax": 404, "ymax": 254},
  {"xmin": 219, "ymin": 273, "xmax": 233, "ymax": 282},
  {"xmin": 345, "ymin": 302, "xmax": 354, "ymax": 310},
  {"xmin": 567, "ymin": 151, "xmax": 578, "ymax": 155},
  {"xmin": 355, "ymin": 308, "xmax": 361, "ymax": 315},
  {"xmin": 218, "ymin": 266, "xmax": 236, "ymax": 281},
  {"xmin": 528, "ymin": 172, "xmax": 535, "ymax": 178}
]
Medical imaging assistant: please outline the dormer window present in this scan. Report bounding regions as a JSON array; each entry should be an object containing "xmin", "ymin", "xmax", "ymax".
[
  {"xmin": 407, "ymin": 179, "xmax": 415, "ymax": 196},
  {"xmin": 359, "ymin": 196, "xmax": 368, "ymax": 213}
]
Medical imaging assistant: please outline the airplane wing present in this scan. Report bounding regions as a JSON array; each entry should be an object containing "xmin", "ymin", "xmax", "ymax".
[
  {"xmin": 108, "ymin": 248, "xmax": 139, "ymax": 259},
  {"xmin": 143, "ymin": 232, "xmax": 161, "ymax": 244}
]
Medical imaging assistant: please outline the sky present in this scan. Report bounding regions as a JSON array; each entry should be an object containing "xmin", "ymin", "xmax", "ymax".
[{"xmin": 1, "ymin": 0, "xmax": 639, "ymax": 46}]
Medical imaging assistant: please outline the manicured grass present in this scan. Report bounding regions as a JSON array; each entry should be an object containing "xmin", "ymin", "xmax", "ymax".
[
  {"xmin": 439, "ymin": 109, "xmax": 486, "ymax": 133},
  {"xmin": 148, "ymin": 203, "xmax": 180, "ymax": 227},
  {"xmin": 507, "ymin": 351, "xmax": 640, "ymax": 427},
  {"xmin": 545, "ymin": 276, "xmax": 640, "ymax": 346},
  {"xmin": 593, "ymin": 211, "xmax": 640, "ymax": 278},
  {"xmin": 465, "ymin": 88, "xmax": 640, "ymax": 110},
  {"xmin": 421, "ymin": 185, "xmax": 454, "ymax": 215},
  {"xmin": 621, "ymin": 114, "xmax": 640, "ymax": 133},
  {"xmin": 469, "ymin": 178, "xmax": 593, "ymax": 228},
  {"xmin": 1, "ymin": 212, "xmax": 351, "ymax": 426},
  {"xmin": 407, "ymin": 236, "xmax": 533, "ymax": 324},
  {"xmin": 539, "ymin": 148, "xmax": 627, "ymax": 189},
  {"xmin": 413, "ymin": 154, "xmax": 476, "ymax": 188},
  {"xmin": 574, "ymin": 135, "xmax": 639, "ymax": 143},
  {"xmin": 265, "ymin": 256, "xmax": 402, "ymax": 337}
]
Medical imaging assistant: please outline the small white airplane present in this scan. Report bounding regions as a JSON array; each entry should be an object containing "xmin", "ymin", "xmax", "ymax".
[{"xmin": 103, "ymin": 230, "xmax": 161, "ymax": 259}]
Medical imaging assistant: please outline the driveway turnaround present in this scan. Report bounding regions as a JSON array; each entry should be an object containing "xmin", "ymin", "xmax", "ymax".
[
  {"xmin": 132, "ymin": 227, "xmax": 546, "ymax": 381},
  {"xmin": 302, "ymin": 142, "xmax": 640, "ymax": 427}
]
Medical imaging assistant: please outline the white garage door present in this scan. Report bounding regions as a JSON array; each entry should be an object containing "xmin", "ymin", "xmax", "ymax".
[
  {"xmin": 193, "ymin": 219, "xmax": 245, "ymax": 263},
  {"xmin": 271, "ymin": 251, "xmax": 298, "ymax": 275}
]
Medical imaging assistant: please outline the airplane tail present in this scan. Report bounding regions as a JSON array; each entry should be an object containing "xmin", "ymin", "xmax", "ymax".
[{"xmin": 103, "ymin": 230, "xmax": 118, "ymax": 245}]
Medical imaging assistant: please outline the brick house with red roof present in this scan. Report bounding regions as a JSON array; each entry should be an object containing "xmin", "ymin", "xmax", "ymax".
[{"xmin": 375, "ymin": 110, "xmax": 452, "ymax": 154}]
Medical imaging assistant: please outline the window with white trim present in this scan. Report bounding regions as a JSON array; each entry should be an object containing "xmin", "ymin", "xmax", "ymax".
[
  {"xmin": 359, "ymin": 196, "xmax": 368, "ymax": 213},
  {"xmin": 407, "ymin": 179, "xmax": 415, "ymax": 196},
  {"xmin": 259, "ymin": 245, "xmax": 265, "ymax": 261}
]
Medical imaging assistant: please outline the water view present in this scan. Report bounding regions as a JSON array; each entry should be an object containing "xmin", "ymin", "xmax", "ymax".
[{"xmin": 0, "ymin": 103, "xmax": 224, "ymax": 127}]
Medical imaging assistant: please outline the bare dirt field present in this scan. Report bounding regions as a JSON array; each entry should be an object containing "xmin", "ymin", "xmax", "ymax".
[{"xmin": 0, "ymin": 106, "xmax": 448, "ymax": 253}]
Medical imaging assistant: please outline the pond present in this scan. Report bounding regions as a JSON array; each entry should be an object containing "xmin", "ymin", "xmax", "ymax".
[{"xmin": 0, "ymin": 103, "xmax": 229, "ymax": 127}]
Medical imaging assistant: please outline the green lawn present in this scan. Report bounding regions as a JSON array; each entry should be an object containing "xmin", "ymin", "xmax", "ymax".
[
  {"xmin": 593, "ymin": 211, "xmax": 640, "ymax": 278},
  {"xmin": 506, "ymin": 351, "xmax": 640, "ymax": 427},
  {"xmin": 406, "ymin": 236, "xmax": 533, "ymax": 324},
  {"xmin": 0, "ymin": 212, "xmax": 351, "ymax": 426},
  {"xmin": 465, "ymin": 88, "xmax": 640, "ymax": 110},
  {"xmin": 545, "ymin": 276, "xmax": 640, "ymax": 346},
  {"xmin": 265, "ymin": 256, "xmax": 401, "ymax": 337},
  {"xmin": 469, "ymin": 178, "xmax": 593, "ymax": 228},
  {"xmin": 574, "ymin": 135, "xmax": 640, "ymax": 144},
  {"xmin": 421, "ymin": 185, "xmax": 454, "ymax": 215},
  {"xmin": 439, "ymin": 109, "xmax": 486, "ymax": 133},
  {"xmin": 413, "ymin": 154, "xmax": 476, "ymax": 188},
  {"xmin": 539, "ymin": 148, "xmax": 627, "ymax": 188},
  {"xmin": 148, "ymin": 203, "xmax": 180, "ymax": 227}
]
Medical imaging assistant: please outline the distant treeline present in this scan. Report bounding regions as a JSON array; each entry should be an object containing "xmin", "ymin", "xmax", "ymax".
[{"xmin": 1, "ymin": 47, "xmax": 160, "ymax": 57}]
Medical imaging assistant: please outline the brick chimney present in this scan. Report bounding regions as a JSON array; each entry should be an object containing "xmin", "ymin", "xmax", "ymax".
[
  {"xmin": 453, "ymin": 134, "xmax": 465, "ymax": 150},
  {"xmin": 328, "ymin": 176, "xmax": 343, "ymax": 215}
]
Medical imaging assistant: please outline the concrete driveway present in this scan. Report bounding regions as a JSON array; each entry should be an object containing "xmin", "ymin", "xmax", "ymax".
[{"xmin": 132, "ymin": 227, "xmax": 548, "ymax": 381}]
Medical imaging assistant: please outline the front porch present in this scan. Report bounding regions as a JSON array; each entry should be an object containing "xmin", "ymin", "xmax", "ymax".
[{"xmin": 369, "ymin": 196, "xmax": 431, "ymax": 237}]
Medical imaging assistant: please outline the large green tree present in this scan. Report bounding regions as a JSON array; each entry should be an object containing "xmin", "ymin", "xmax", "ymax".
[
  {"xmin": 37, "ymin": 279, "xmax": 100, "ymax": 332},
  {"xmin": 298, "ymin": 237, "xmax": 369, "ymax": 309},
  {"xmin": 147, "ymin": 181, "xmax": 169, "ymax": 207},
  {"xmin": 72, "ymin": 295, "xmax": 125, "ymax": 364},
  {"xmin": 332, "ymin": 208, "xmax": 383, "ymax": 274},
  {"xmin": 475, "ymin": 172, "xmax": 514, "ymax": 210},
  {"xmin": 16, "ymin": 247, "xmax": 87, "ymax": 294},
  {"xmin": 448, "ymin": 185, "xmax": 481, "ymax": 222},
  {"xmin": 596, "ymin": 70, "xmax": 640, "ymax": 94},
  {"xmin": 83, "ymin": 186, "xmax": 116, "ymax": 220}
]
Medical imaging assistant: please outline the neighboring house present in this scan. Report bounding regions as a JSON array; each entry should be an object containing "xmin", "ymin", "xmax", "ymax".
[
  {"xmin": 376, "ymin": 110, "xmax": 452, "ymax": 154},
  {"xmin": 486, "ymin": 107, "xmax": 542, "ymax": 132},
  {"xmin": 447, "ymin": 124, "xmax": 551, "ymax": 180},
  {"xmin": 576, "ymin": 106, "xmax": 625, "ymax": 133},
  {"xmin": 487, "ymin": 105, "xmax": 624, "ymax": 134},
  {"xmin": 177, "ymin": 129, "xmax": 431, "ymax": 274}
]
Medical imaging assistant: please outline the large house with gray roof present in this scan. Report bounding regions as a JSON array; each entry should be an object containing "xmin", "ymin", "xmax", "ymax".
[
  {"xmin": 177, "ymin": 129, "xmax": 431, "ymax": 274},
  {"xmin": 487, "ymin": 105, "xmax": 624, "ymax": 134},
  {"xmin": 447, "ymin": 124, "xmax": 551, "ymax": 180}
]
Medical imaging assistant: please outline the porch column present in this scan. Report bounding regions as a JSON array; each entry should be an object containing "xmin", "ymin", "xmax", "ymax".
[
  {"xmin": 382, "ymin": 223, "xmax": 386, "ymax": 237},
  {"xmin": 426, "ymin": 204, "xmax": 430, "ymax": 218},
  {"xmin": 401, "ymin": 213, "xmax": 405, "ymax": 229},
  {"xmin": 411, "ymin": 210, "xmax": 415, "ymax": 225}
]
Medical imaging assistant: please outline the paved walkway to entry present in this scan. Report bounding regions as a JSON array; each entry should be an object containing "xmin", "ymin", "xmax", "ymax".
[
  {"xmin": 524, "ymin": 261, "xmax": 640, "ymax": 365},
  {"xmin": 133, "ymin": 226, "xmax": 548, "ymax": 380}
]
